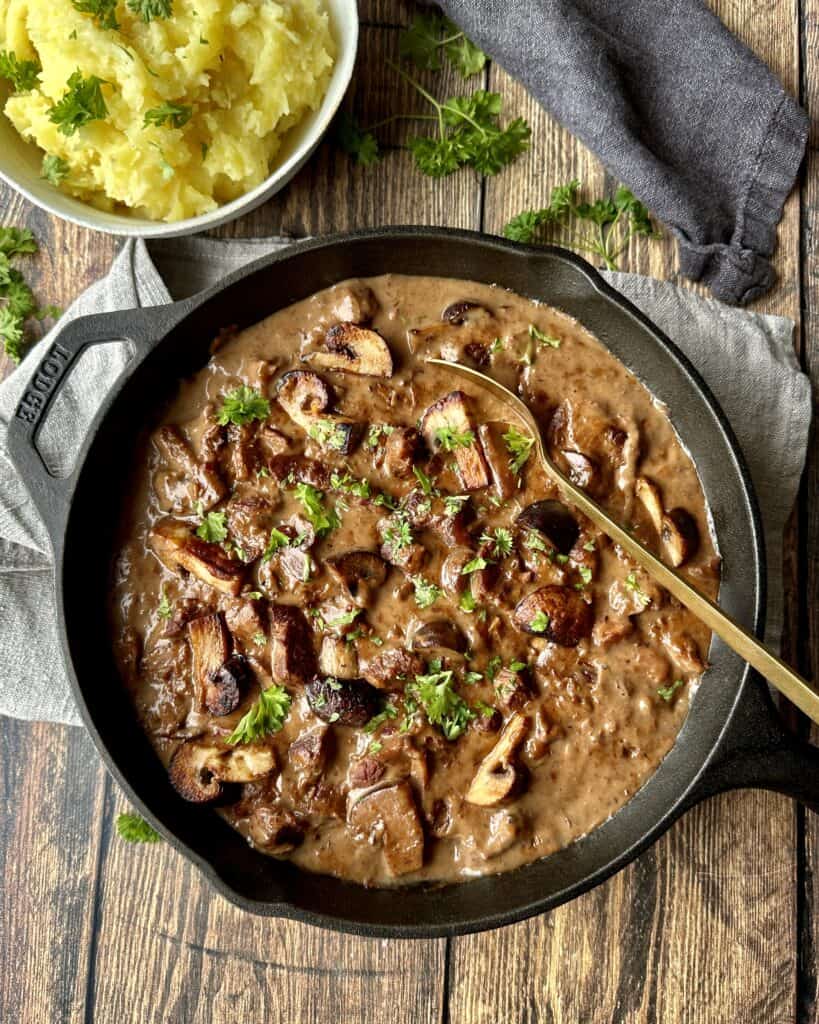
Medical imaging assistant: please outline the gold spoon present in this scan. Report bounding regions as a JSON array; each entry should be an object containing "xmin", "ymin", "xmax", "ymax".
[{"xmin": 427, "ymin": 357, "xmax": 819, "ymax": 726}]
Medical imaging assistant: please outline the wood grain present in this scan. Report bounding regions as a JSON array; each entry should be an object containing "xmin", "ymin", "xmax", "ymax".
[{"xmin": 0, "ymin": 0, "xmax": 815, "ymax": 1022}]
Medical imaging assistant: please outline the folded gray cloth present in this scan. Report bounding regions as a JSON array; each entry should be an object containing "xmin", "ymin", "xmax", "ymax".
[
  {"xmin": 440, "ymin": 0, "xmax": 808, "ymax": 305},
  {"xmin": 0, "ymin": 237, "xmax": 811, "ymax": 725}
]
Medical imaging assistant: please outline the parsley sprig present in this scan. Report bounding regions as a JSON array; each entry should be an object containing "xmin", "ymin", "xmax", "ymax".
[
  {"xmin": 47, "ymin": 70, "xmax": 108, "ymax": 136},
  {"xmin": 228, "ymin": 685, "xmax": 291, "ymax": 745},
  {"xmin": 144, "ymin": 102, "xmax": 192, "ymax": 129},
  {"xmin": 127, "ymin": 0, "xmax": 172, "ymax": 22},
  {"xmin": 407, "ymin": 667, "xmax": 475, "ymax": 740},
  {"xmin": 71, "ymin": 0, "xmax": 119, "ymax": 30},
  {"xmin": 293, "ymin": 483, "xmax": 340, "ymax": 537},
  {"xmin": 0, "ymin": 228, "xmax": 58, "ymax": 363},
  {"xmin": 399, "ymin": 11, "xmax": 486, "ymax": 78},
  {"xmin": 217, "ymin": 385, "xmax": 270, "ymax": 426},
  {"xmin": 116, "ymin": 812, "xmax": 161, "ymax": 844},
  {"xmin": 505, "ymin": 180, "xmax": 658, "ymax": 271},
  {"xmin": 0, "ymin": 50, "xmax": 41, "ymax": 92},
  {"xmin": 502, "ymin": 426, "xmax": 535, "ymax": 475},
  {"xmin": 339, "ymin": 63, "xmax": 529, "ymax": 179}
]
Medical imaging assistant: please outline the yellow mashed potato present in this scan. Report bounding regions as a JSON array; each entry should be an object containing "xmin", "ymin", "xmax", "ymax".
[{"xmin": 0, "ymin": 0, "xmax": 335, "ymax": 221}]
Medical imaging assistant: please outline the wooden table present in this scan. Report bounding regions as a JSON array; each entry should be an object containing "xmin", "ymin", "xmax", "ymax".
[{"xmin": 1, "ymin": 1, "xmax": 817, "ymax": 1021}]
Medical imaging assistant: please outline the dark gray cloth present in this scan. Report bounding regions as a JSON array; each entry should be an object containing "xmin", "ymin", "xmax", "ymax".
[{"xmin": 440, "ymin": 0, "xmax": 808, "ymax": 305}]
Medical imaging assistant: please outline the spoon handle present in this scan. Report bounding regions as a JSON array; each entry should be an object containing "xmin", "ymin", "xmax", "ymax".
[{"xmin": 550, "ymin": 459, "xmax": 819, "ymax": 725}]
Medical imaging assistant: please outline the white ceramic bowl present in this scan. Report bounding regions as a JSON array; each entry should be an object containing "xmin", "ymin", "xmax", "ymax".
[{"xmin": 0, "ymin": 0, "xmax": 358, "ymax": 237}]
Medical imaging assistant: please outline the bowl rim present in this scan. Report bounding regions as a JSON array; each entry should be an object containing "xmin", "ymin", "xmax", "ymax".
[{"xmin": 0, "ymin": 0, "xmax": 359, "ymax": 237}]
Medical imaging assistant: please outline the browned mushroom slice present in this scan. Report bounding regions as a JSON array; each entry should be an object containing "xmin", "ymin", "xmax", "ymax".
[
  {"xmin": 326, "ymin": 551, "xmax": 388, "ymax": 605},
  {"xmin": 465, "ymin": 713, "xmax": 529, "ymax": 807},
  {"xmin": 307, "ymin": 322, "xmax": 394, "ymax": 378},
  {"xmin": 169, "ymin": 740, "xmax": 276, "ymax": 803},
  {"xmin": 305, "ymin": 676, "xmax": 381, "ymax": 726},
  {"xmin": 153, "ymin": 424, "xmax": 226, "ymax": 511},
  {"xmin": 419, "ymin": 391, "xmax": 490, "ymax": 491},
  {"xmin": 661, "ymin": 508, "xmax": 700, "ymax": 567},
  {"xmin": 516, "ymin": 500, "xmax": 580, "ymax": 554},
  {"xmin": 268, "ymin": 604, "xmax": 317, "ymax": 685},
  {"xmin": 348, "ymin": 781, "xmax": 425, "ymax": 876},
  {"xmin": 478, "ymin": 423, "xmax": 517, "ymax": 500},
  {"xmin": 513, "ymin": 585, "xmax": 593, "ymax": 646},
  {"xmin": 412, "ymin": 620, "xmax": 468, "ymax": 653},
  {"xmin": 361, "ymin": 647, "xmax": 424, "ymax": 691},
  {"xmin": 150, "ymin": 517, "xmax": 246, "ymax": 596},
  {"xmin": 187, "ymin": 612, "xmax": 244, "ymax": 716},
  {"xmin": 441, "ymin": 300, "xmax": 494, "ymax": 326},
  {"xmin": 319, "ymin": 636, "xmax": 360, "ymax": 679},
  {"xmin": 276, "ymin": 369, "xmax": 332, "ymax": 430},
  {"xmin": 383, "ymin": 427, "xmax": 423, "ymax": 479}
]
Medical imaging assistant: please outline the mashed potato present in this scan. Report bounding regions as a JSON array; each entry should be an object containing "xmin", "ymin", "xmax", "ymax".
[{"xmin": 0, "ymin": 0, "xmax": 335, "ymax": 221}]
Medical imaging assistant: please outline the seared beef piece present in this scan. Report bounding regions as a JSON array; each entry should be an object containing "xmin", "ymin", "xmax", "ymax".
[
  {"xmin": 478, "ymin": 423, "xmax": 516, "ymax": 499},
  {"xmin": 319, "ymin": 636, "xmax": 359, "ymax": 679},
  {"xmin": 383, "ymin": 427, "xmax": 422, "ymax": 478},
  {"xmin": 268, "ymin": 605, "xmax": 317, "ymax": 685},
  {"xmin": 163, "ymin": 597, "xmax": 205, "ymax": 638},
  {"xmin": 493, "ymin": 667, "xmax": 534, "ymax": 712},
  {"xmin": 377, "ymin": 516, "xmax": 428, "ymax": 574},
  {"xmin": 267, "ymin": 454, "xmax": 331, "ymax": 490},
  {"xmin": 225, "ymin": 495, "xmax": 278, "ymax": 562},
  {"xmin": 326, "ymin": 551, "xmax": 388, "ymax": 606},
  {"xmin": 348, "ymin": 781, "xmax": 425, "ymax": 877},
  {"xmin": 328, "ymin": 282, "xmax": 379, "ymax": 325},
  {"xmin": 349, "ymin": 756, "xmax": 386, "ymax": 788},
  {"xmin": 287, "ymin": 725, "xmax": 333, "ymax": 792},
  {"xmin": 361, "ymin": 647, "xmax": 424, "ymax": 691},
  {"xmin": 225, "ymin": 600, "xmax": 267, "ymax": 654},
  {"xmin": 150, "ymin": 517, "xmax": 246, "ymax": 597},
  {"xmin": 247, "ymin": 803, "xmax": 304, "ymax": 855},
  {"xmin": 257, "ymin": 425, "xmax": 290, "ymax": 459},
  {"xmin": 225, "ymin": 422, "xmax": 259, "ymax": 483},
  {"xmin": 153, "ymin": 424, "xmax": 226, "ymax": 511}
]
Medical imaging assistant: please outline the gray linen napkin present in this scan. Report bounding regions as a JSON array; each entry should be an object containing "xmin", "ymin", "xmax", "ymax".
[
  {"xmin": 0, "ymin": 237, "xmax": 810, "ymax": 726},
  {"xmin": 439, "ymin": 0, "xmax": 808, "ymax": 306}
]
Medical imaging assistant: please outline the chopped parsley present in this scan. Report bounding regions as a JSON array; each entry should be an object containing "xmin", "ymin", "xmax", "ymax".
[
  {"xmin": 412, "ymin": 464, "xmax": 435, "ymax": 495},
  {"xmin": 252, "ymin": 631, "xmax": 266, "ymax": 646},
  {"xmin": 658, "ymin": 679, "xmax": 684, "ymax": 702},
  {"xmin": 127, "ymin": 0, "xmax": 173, "ymax": 22},
  {"xmin": 71, "ymin": 0, "xmax": 119, "ymax": 30},
  {"xmin": 228, "ymin": 684, "xmax": 291, "ymax": 745},
  {"xmin": 411, "ymin": 576, "xmax": 441, "ymax": 609},
  {"xmin": 41, "ymin": 155, "xmax": 70, "ymax": 186},
  {"xmin": 480, "ymin": 527, "xmax": 513, "ymax": 559},
  {"xmin": 575, "ymin": 565, "xmax": 593, "ymax": 588},
  {"xmin": 583, "ymin": 540, "xmax": 596, "ymax": 552},
  {"xmin": 624, "ymin": 571, "xmax": 650, "ymax": 606},
  {"xmin": 503, "ymin": 426, "xmax": 535, "ymax": 475},
  {"xmin": 330, "ymin": 471, "xmax": 371, "ymax": 498},
  {"xmin": 308, "ymin": 418, "xmax": 348, "ymax": 451},
  {"xmin": 116, "ymin": 812, "xmax": 161, "ymax": 844},
  {"xmin": 293, "ymin": 483, "xmax": 340, "ymax": 536},
  {"xmin": 216, "ymin": 385, "xmax": 270, "ymax": 426},
  {"xmin": 443, "ymin": 495, "xmax": 468, "ymax": 517},
  {"xmin": 157, "ymin": 590, "xmax": 172, "ymax": 620},
  {"xmin": 524, "ymin": 529, "xmax": 549, "ymax": 554},
  {"xmin": 461, "ymin": 555, "xmax": 490, "ymax": 575},
  {"xmin": 365, "ymin": 423, "xmax": 395, "ymax": 448},
  {"xmin": 195, "ymin": 504, "xmax": 227, "ymax": 544},
  {"xmin": 143, "ymin": 102, "xmax": 192, "ymax": 129},
  {"xmin": 0, "ymin": 50, "xmax": 40, "ymax": 92},
  {"xmin": 0, "ymin": 228, "xmax": 50, "ymax": 363},
  {"xmin": 486, "ymin": 655, "xmax": 503, "ymax": 681},
  {"xmin": 474, "ymin": 700, "xmax": 496, "ymax": 718},
  {"xmin": 261, "ymin": 526, "xmax": 291, "ymax": 563},
  {"xmin": 435, "ymin": 425, "xmax": 475, "ymax": 451},
  {"xmin": 528, "ymin": 323, "xmax": 561, "ymax": 348},
  {"xmin": 459, "ymin": 590, "xmax": 478, "ymax": 613},
  {"xmin": 463, "ymin": 670, "xmax": 483, "ymax": 685},
  {"xmin": 383, "ymin": 510, "xmax": 413, "ymax": 552},
  {"xmin": 48, "ymin": 71, "xmax": 108, "ymax": 136},
  {"xmin": 363, "ymin": 702, "xmax": 399, "ymax": 734},
  {"xmin": 529, "ymin": 610, "xmax": 551, "ymax": 634},
  {"xmin": 408, "ymin": 668, "xmax": 474, "ymax": 740}
]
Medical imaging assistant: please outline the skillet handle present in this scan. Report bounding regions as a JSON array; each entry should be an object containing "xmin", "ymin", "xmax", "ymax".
[
  {"xmin": 685, "ymin": 673, "xmax": 819, "ymax": 813},
  {"xmin": 6, "ymin": 307, "xmax": 164, "ymax": 544}
]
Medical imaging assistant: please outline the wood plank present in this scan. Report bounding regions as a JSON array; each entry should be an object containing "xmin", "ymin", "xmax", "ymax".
[{"xmin": 0, "ymin": 721, "xmax": 106, "ymax": 1024}]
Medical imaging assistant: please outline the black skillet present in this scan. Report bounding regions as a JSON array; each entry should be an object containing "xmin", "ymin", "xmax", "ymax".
[{"xmin": 7, "ymin": 228, "xmax": 819, "ymax": 938}]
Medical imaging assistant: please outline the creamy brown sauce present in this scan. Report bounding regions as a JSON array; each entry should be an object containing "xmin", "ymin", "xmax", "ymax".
[{"xmin": 111, "ymin": 275, "xmax": 720, "ymax": 887}]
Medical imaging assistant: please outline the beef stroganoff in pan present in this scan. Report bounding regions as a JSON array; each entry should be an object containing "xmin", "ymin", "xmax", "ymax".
[{"xmin": 111, "ymin": 274, "xmax": 720, "ymax": 887}]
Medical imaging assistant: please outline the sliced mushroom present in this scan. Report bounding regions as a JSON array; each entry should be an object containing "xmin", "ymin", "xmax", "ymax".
[
  {"xmin": 150, "ymin": 517, "xmax": 246, "ymax": 596},
  {"xmin": 187, "ymin": 612, "xmax": 245, "ymax": 716},
  {"xmin": 276, "ymin": 369, "xmax": 332, "ymax": 430},
  {"xmin": 661, "ymin": 508, "xmax": 699, "ymax": 567},
  {"xmin": 516, "ymin": 500, "xmax": 580, "ymax": 554},
  {"xmin": 411, "ymin": 620, "xmax": 468, "ymax": 654},
  {"xmin": 560, "ymin": 450, "xmax": 598, "ymax": 490},
  {"xmin": 465, "ymin": 713, "xmax": 529, "ymax": 807},
  {"xmin": 305, "ymin": 676, "xmax": 381, "ymax": 727},
  {"xmin": 169, "ymin": 739, "xmax": 276, "ymax": 803},
  {"xmin": 478, "ymin": 422, "xmax": 517, "ymax": 500},
  {"xmin": 361, "ymin": 647, "xmax": 424, "ymax": 691},
  {"xmin": 513, "ymin": 586, "xmax": 593, "ymax": 646},
  {"xmin": 326, "ymin": 550, "xmax": 388, "ymax": 605},
  {"xmin": 441, "ymin": 300, "xmax": 493, "ymax": 326},
  {"xmin": 348, "ymin": 780, "xmax": 424, "ymax": 876},
  {"xmin": 319, "ymin": 636, "xmax": 360, "ymax": 679},
  {"xmin": 383, "ymin": 427, "xmax": 422, "ymax": 479},
  {"xmin": 635, "ymin": 476, "xmax": 664, "ymax": 534},
  {"xmin": 419, "ymin": 391, "xmax": 490, "ymax": 491},
  {"xmin": 268, "ymin": 604, "xmax": 318, "ymax": 685},
  {"xmin": 307, "ymin": 323, "xmax": 394, "ymax": 378}
]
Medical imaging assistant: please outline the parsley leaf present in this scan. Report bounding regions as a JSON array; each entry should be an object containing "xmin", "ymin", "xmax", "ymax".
[
  {"xmin": 308, "ymin": 418, "xmax": 348, "ymax": 451},
  {"xmin": 502, "ymin": 426, "xmax": 535, "ymax": 475},
  {"xmin": 195, "ymin": 505, "xmax": 227, "ymax": 544},
  {"xmin": 116, "ymin": 812, "xmax": 161, "ymax": 843},
  {"xmin": 228, "ymin": 685, "xmax": 291, "ymax": 744},
  {"xmin": 0, "ymin": 50, "xmax": 40, "ymax": 92},
  {"xmin": 412, "ymin": 576, "xmax": 441, "ymax": 609},
  {"xmin": 412, "ymin": 464, "xmax": 435, "ymax": 495},
  {"xmin": 435, "ymin": 425, "xmax": 475, "ymax": 451},
  {"xmin": 625, "ymin": 571, "xmax": 650, "ymax": 606},
  {"xmin": 41, "ymin": 155, "xmax": 70, "ymax": 186},
  {"xmin": 293, "ymin": 483, "xmax": 340, "ymax": 536},
  {"xmin": 480, "ymin": 527, "xmax": 513, "ymax": 558},
  {"xmin": 658, "ymin": 679, "xmax": 684, "ymax": 702},
  {"xmin": 48, "ymin": 71, "xmax": 108, "ymax": 136},
  {"xmin": 330, "ymin": 471, "xmax": 371, "ymax": 498},
  {"xmin": 157, "ymin": 589, "xmax": 172, "ymax": 620},
  {"xmin": 71, "ymin": 0, "xmax": 119, "ymax": 30},
  {"xmin": 0, "ymin": 305, "xmax": 25, "ymax": 362},
  {"xmin": 408, "ymin": 668, "xmax": 474, "ymax": 740},
  {"xmin": 335, "ymin": 111, "xmax": 380, "ymax": 166},
  {"xmin": 127, "ymin": 0, "xmax": 172, "ymax": 22},
  {"xmin": 399, "ymin": 12, "xmax": 486, "ymax": 78},
  {"xmin": 529, "ymin": 323, "xmax": 560, "ymax": 348},
  {"xmin": 529, "ymin": 610, "xmax": 550, "ymax": 634},
  {"xmin": 0, "ymin": 228, "xmax": 37, "ymax": 258},
  {"xmin": 504, "ymin": 180, "xmax": 659, "ymax": 271},
  {"xmin": 143, "ymin": 102, "xmax": 192, "ymax": 129},
  {"xmin": 216, "ymin": 385, "xmax": 270, "ymax": 426},
  {"xmin": 261, "ymin": 526, "xmax": 291, "ymax": 563}
]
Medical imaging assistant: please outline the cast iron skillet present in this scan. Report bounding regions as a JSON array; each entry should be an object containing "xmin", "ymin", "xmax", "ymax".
[{"xmin": 7, "ymin": 228, "xmax": 819, "ymax": 937}]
